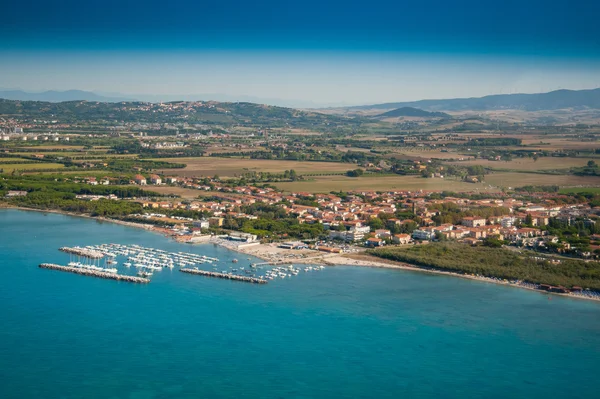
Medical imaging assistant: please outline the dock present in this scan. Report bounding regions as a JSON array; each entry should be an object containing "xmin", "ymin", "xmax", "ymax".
[
  {"xmin": 39, "ymin": 263, "xmax": 150, "ymax": 283},
  {"xmin": 180, "ymin": 268, "xmax": 267, "ymax": 284}
]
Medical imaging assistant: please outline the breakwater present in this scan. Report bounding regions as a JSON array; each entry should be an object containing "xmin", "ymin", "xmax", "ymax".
[
  {"xmin": 180, "ymin": 268, "xmax": 267, "ymax": 284},
  {"xmin": 59, "ymin": 247, "xmax": 105, "ymax": 259},
  {"xmin": 39, "ymin": 263, "xmax": 150, "ymax": 283}
]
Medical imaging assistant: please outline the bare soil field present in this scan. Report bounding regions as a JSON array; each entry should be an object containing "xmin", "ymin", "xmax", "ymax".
[{"xmin": 156, "ymin": 157, "xmax": 353, "ymax": 177}]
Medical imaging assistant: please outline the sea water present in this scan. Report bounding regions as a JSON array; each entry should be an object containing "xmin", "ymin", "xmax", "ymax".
[{"xmin": 1, "ymin": 209, "xmax": 599, "ymax": 399}]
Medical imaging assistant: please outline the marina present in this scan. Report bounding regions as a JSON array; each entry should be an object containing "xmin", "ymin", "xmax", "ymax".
[{"xmin": 42, "ymin": 242, "xmax": 325, "ymax": 284}]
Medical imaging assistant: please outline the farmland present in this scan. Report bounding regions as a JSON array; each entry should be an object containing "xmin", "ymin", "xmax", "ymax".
[
  {"xmin": 0, "ymin": 163, "xmax": 66, "ymax": 173},
  {"xmin": 273, "ymin": 175, "xmax": 492, "ymax": 193},
  {"xmin": 449, "ymin": 157, "xmax": 597, "ymax": 171},
  {"xmin": 485, "ymin": 172, "xmax": 600, "ymax": 187},
  {"xmin": 155, "ymin": 157, "xmax": 354, "ymax": 177}
]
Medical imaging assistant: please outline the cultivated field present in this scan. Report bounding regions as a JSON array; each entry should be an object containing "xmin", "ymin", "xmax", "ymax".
[
  {"xmin": 559, "ymin": 187, "xmax": 600, "ymax": 194},
  {"xmin": 0, "ymin": 163, "xmax": 66, "ymax": 173},
  {"xmin": 449, "ymin": 157, "xmax": 596, "ymax": 171},
  {"xmin": 155, "ymin": 157, "xmax": 354, "ymax": 177},
  {"xmin": 274, "ymin": 175, "xmax": 492, "ymax": 193},
  {"xmin": 485, "ymin": 172, "xmax": 600, "ymax": 188}
]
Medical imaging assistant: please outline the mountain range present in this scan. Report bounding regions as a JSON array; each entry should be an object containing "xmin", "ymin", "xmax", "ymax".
[
  {"xmin": 349, "ymin": 88, "xmax": 600, "ymax": 112},
  {"xmin": 0, "ymin": 90, "xmax": 341, "ymax": 108},
  {"xmin": 1, "ymin": 88, "xmax": 600, "ymax": 112},
  {"xmin": 376, "ymin": 107, "xmax": 449, "ymax": 118},
  {"xmin": 0, "ymin": 90, "xmax": 133, "ymax": 103}
]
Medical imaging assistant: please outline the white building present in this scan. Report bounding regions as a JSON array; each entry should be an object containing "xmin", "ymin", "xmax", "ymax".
[
  {"xmin": 412, "ymin": 229, "xmax": 434, "ymax": 240},
  {"xmin": 501, "ymin": 217, "xmax": 515, "ymax": 228},
  {"xmin": 193, "ymin": 220, "xmax": 210, "ymax": 229}
]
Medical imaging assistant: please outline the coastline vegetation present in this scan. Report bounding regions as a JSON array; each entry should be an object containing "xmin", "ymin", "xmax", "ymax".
[{"xmin": 368, "ymin": 242, "xmax": 600, "ymax": 290}]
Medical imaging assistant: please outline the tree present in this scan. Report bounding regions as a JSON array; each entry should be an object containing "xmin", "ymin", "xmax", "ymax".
[
  {"xmin": 588, "ymin": 160, "xmax": 597, "ymax": 168},
  {"xmin": 525, "ymin": 213, "xmax": 534, "ymax": 226},
  {"xmin": 368, "ymin": 217, "xmax": 385, "ymax": 230}
]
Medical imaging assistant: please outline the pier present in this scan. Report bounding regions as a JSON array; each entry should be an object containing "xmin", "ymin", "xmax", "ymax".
[
  {"xmin": 39, "ymin": 263, "xmax": 150, "ymax": 283},
  {"xmin": 180, "ymin": 268, "xmax": 267, "ymax": 284}
]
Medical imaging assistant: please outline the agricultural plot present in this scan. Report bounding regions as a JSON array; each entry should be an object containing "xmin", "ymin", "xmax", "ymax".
[
  {"xmin": 274, "ymin": 175, "xmax": 492, "ymax": 193},
  {"xmin": 155, "ymin": 157, "xmax": 353, "ymax": 177},
  {"xmin": 449, "ymin": 157, "xmax": 596, "ymax": 171},
  {"xmin": 0, "ymin": 163, "xmax": 66, "ymax": 173},
  {"xmin": 485, "ymin": 172, "xmax": 600, "ymax": 188}
]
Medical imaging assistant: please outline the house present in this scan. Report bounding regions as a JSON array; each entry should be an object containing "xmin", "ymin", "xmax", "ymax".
[
  {"xmin": 328, "ymin": 226, "xmax": 371, "ymax": 242},
  {"xmin": 193, "ymin": 219, "xmax": 210, "ymax": 229},
  {"xmin": 134, "ymin": 174, "xmax": 147, "ymax": 185},
  {"xmin": 149, "ymin": 174, "xmax": 162, "ymax": 185},
  {"xmin": 412, "ymin": 229, "xmax": 434, "ymax": 240},
  {"xmin": 392, "ymin": 234, "xmax": 411, "ymax": 245},
  {"xmin": 462, "ymin": 216, "xmax": 486, "ymax": 227},
  {"xmin": 374, "ymin": 229, "xmax": 392, "ymax": 239},
  {"xmin": 208, "ymin": 217, "xmax": 224, "ymax": 227},
  {"xmin": 365, "ymin": 237, "xmax": 384, "ymax": 247}
]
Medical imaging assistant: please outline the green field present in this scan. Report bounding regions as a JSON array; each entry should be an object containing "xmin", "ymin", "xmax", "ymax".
[
  {"xmin": 155, "ymin": 157, "xmax": 354, "ymax": 177},
  {"xmin": 0, "ymin": 163, "xmax": 66, "ymax": 173},
  {"xmin": 485, "ymin": 172, "xmax": 600, "ymax": 188},
  {"xmin": 558, "ymin": 187, "xmax": 600, "ymax": 194},
  {"xmin": 274, "ymin": 175, "xmax": 493, "ymax": 193}
]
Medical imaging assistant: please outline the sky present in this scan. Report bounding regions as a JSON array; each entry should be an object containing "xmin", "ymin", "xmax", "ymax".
[{"xmin": 1, "ymin": 0, "xmax": 600, "ymax": 107}]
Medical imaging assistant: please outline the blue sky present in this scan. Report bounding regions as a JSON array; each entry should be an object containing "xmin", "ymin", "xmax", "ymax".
[{"xmin": 1, "ymin": 0, "xmax": 599, "ymax": 106}]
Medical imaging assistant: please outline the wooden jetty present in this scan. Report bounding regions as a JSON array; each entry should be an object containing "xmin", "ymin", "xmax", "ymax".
[
  {"xmin": 39, "ymin": 263, "xmax": 150, "ymax": 283},
  {"xmin": 180, "ymin": 268, "xmax": 267, "ymax": 284}
]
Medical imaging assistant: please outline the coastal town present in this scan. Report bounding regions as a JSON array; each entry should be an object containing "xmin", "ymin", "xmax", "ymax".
[{"xmin": 2, "ymin": 97, "xmax": 600, "ymax": 301}]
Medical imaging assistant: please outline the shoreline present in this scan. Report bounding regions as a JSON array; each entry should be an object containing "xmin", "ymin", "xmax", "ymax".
[
  {"xmin": 329, "ymin": 253, "xmax": 600, "ymax": 303},
  {"xmin": 3, "ymin": 205, "xmax": 600, "ymax": 303},
  {"xmin": 1, "ymin": 205, "xmax": 156, "ymax": 231}
]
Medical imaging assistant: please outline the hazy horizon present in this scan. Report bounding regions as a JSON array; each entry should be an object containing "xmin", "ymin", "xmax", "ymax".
[{"xmin": 2, "ymin": 0, "xmax": 600, "ymax": 106}]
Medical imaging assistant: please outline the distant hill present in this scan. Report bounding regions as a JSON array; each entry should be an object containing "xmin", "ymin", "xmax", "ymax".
[
  {"xmin": 350, "ymin": 88, "xmax": 600, "ymax": 112},
  {"xmin": 0, "ymin": 99, "xmax": 360, "ymax": 129},
  {"xmin": 376, "ymin": 107, "xmax": 449, "ymax": 118},
  {"xmin": 0, "ymin": 90, "xmax": 133, "ymax": 103}
]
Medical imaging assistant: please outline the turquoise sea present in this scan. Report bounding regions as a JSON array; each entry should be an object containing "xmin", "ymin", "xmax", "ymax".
[{"xmin": 1, "ymin": 209, "xmax": 600, "ymax": 399}]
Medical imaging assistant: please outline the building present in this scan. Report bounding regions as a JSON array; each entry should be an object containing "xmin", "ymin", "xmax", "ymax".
[
  {"xmin": 134, "ymin": 174, "xmax": 147, "ymax": 185},
  {"xmin": 374, "ymin": 229, "xmax": 392, "ymax": 239},
  {"xmin": 365, "ymin": 237, "xmax": 384, "ymax": 247},
  {"xmin": 228, "ymin": 232, "xmax": 257, "ymax": 243},
  {"xmin": 392, "ymin": 234, "xmax": 412, "ymax": 245},
  {"xmin": 462, "ymin": 216, "xmax": 486, "ymax": 227},
  {"xmin": 149, "ymin": 174, "xmax": 162, "ymax": 185},
  {"xmin": 208, "ymin": 217, "xmax": 224, "ymax": 227},
  {"xmin": 328, "ymin": 226, "xmax": 371, "ymax": 242},
  {"xmin": 412, "ymin": 229, "xmax": 434, "ymax": 240},
  {"xmin": 192, "ymin": 219, "xmax": 210, "ymax": 229},
  {"xmin": 500, "ymin": 217, "xmax": 515, "ymax": 228}
]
